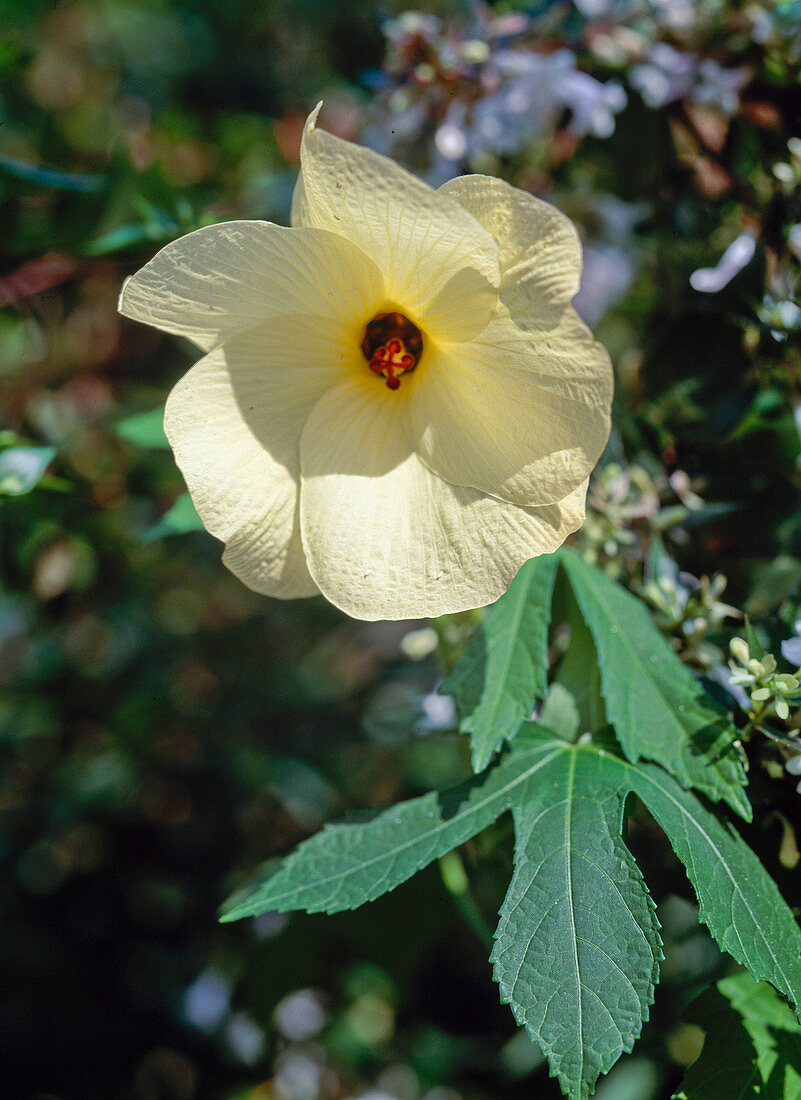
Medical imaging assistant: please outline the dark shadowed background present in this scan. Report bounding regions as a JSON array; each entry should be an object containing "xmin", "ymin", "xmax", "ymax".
[{"xmin": 2, "ymin": 1, "xmax": 801, "ymax": 1097}]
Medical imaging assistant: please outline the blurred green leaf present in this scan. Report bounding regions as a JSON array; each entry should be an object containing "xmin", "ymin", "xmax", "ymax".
[
  {"xmin": 596, "ymin": 1059, "xmax": 660, "ymax": 1100},
  {"xmin": 0, "ymin": 154, "xmax": 106, "ymax": 193},
  {"xmin": 674, "ymin": 972, "xmax": 801, "ymax": 1099},
  {"xmin": 0, "ymin": 446, "xmax": 56, "ymax": 495},
  {"xmin": 0, "ymin": 36, "xmax": 19, "ymax": 73},
  {"xmin": 114, "ymin": 408, "xmax": 169, "ymax": 449},
  {"xmin": 670, "ymin": 502, "xmax": 741, "ymax": 529},
  {"xmin": 440, "ymin": 554, "xmax": 559, "ymax": 771},
  {"xmin": 0, "ymin": 430, "xmax": 28, "ymax": 448},
  {"xmin": 84, "ymin": 222, "xmax": 179, "ymax": 256},
  {"xmin": 725, "ymin": 387, "xmax": 786, "ymax": 442},
  {"xmin": 552, "ymin": 588, "xmax": 606, "ymax": 735},
  {"xmin": 141, "ymin": 492, "xmax": 203, "ymax": 541},
  {"xmin": 538, "ymin": 683, "xmax": 581, "ymax": 740},
  {"xmin": 745, "ymin": 555, "xmax": 801, "ymax": 618}
]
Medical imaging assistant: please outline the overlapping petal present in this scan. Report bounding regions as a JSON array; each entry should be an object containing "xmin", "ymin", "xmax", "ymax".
[
  {"xmin": 165, "ymin": 315, "xmax": 359, "ymax": 598},
  {"xmin": 438, "ymin": 175, "xmax": 582, "ymax": 328},
  {"xmin": 293, "ymin": 105, "xmax": 500, "ymax": 341},
  {"xmin": 299, "ymin": 379, "xmax": 587, "ymax": 620},
  {"xmin": 407, "ymin": 309, "xmax": 612, "ymax": 506},
  {"xmin": 120, "ymin": 220, "xmax": 386, "ymax": 351}
]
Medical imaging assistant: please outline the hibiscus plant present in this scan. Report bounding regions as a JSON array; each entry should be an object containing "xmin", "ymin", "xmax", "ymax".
[{"xmin": 119, "ymin": 108, "xmax": 801, "ymax": 1098}]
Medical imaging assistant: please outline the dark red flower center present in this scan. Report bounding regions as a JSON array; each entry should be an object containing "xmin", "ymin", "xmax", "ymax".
[{"xmin": 361, "ymin": 312, "xmax": 423, "ymax": 390}]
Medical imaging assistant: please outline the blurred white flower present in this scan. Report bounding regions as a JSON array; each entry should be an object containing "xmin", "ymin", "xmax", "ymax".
[
  {"xmin": 399, "ymin": 626, "xmax": 439, "ymax": 660},
  {"xmin": 781, "ymin": 622, "xmax": 801, "ymax": 667},
  {"xmin": 690, "ymin": 232, "xmax": 756, "ymax": 293},
  {"xmin": 274, "ymin": 1049, "xmax": 325, "ymax": 1100},
  {"xmin": 693, "ymin": 59, "xmax": 751, "ymax": 115},
  {"xmin": 574, "ymin": 0, "xmax": 622, "ymax": 16},
  {"xmin": 182, "ymin": 968, "xmax": 232, "ymax": 1033},
  {"xmin": 561, "ymin": 68, "xmax": 627, "ymax": 138},
  {"xmin": 418, "ymin": 689, "xmax": 457, "ymax": 732},
  {"xmin": 252, "ymin": 908, "xmax": 290, "ymax": 940},
  {"xmin": 574, "ymin": 243, "xmax": 636, "ymax": 325},
  {"xmin": 631, "ymin": 44, "xmax": 749, "ymax": 115},
  {"xmin": 788, "ymin": 224, "xmax": 801, "ymax": 260},
  {"xmin": 370, "ymin": 16, "xmax": 626, "ymax": 181},
  {"xmin": 384, "ymin": 11, "xmax": 442, "ymax": 46},
  {"xmin": 225, "ymin": 1012, "xmax": 265, "ymax": 1065},
  {"xmin": 760, "ymin": 296, "xmax": 801, "ymax": 339},
  {"xmin": 274, "ymin": 988, "xmax": 328, "ymax": 1041},
  {"xmin": 475, "ymin": 49, "xmax": 625, "ymax": 151},
  {"xmin": 472, "ymin": 49, "xmax": 569, "ymax": 156},
  {"xmin": 434, "ymin": 120, "xmax": 468, "ymax": 161},
  {"xmin": 574, "ymin": 195, "xmax": 646, "ymax": 324},
  {"xmin": 649, "ymin": 0, "xmax": 697, "ymax": 31},
  {"xmin": 630, "ymin": 44, "xmax": 696, "ymax": 108},
  {"xmin": 786, "ymin": 753, "xmax": 801, "ymax": 793}
]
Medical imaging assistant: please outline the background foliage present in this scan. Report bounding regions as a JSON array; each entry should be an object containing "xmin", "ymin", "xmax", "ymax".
[{"xmin": 2, "ymin": 0, "xmax": 801, "ymax": 1098}]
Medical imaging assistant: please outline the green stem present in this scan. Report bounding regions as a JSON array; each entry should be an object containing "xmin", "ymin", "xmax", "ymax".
[
  {"xmin": 438, "ymin": 851, "xmax": 495, "ymax": 947},
  {"xmin": 741, "ymin": 699, "xmax": 772, "ymax": 741}
]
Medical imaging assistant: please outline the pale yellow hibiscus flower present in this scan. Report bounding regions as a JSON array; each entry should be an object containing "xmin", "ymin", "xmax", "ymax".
[{"xmin": 119, "ymin": 104, "xmax": 612, "ymax": 621}]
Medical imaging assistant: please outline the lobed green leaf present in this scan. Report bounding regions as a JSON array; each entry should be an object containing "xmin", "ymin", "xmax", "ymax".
[
  {"xmin": 512, "ymin": 725, "xmax": 801, "ymax": 1014},
  {"xmin": 220, "ymin": 738, "xmax": 561, "ymax": 920},
  {"xmin": 441, "ymin": 554, "xmax": 559, "ymax": 771},
  {"xmin": 674, "ymin": 971, "xmax": 801, "ymax": 1099},
  {"xmin": 223, "ymin": 719, "xmax": 801, "ymax": 1097},
  {"xmin": 558, "ymin": 548, "xmax": 749, "ymax": 818},
  {"xmin": 625, "ymin": 758, "xmax": 801, "ymax": 1014},
  {"xmin": 221, "ymin": 694, "xmax": 801, "ymax": 1098},
  {"xmin": 492, "ymin": 743, "xmax": 662, "ymax": 1100}
]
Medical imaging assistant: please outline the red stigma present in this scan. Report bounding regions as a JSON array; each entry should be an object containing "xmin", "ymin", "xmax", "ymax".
[{"xmin": 361, "ymin": 312, "xmax": 423, "ymax": 390}]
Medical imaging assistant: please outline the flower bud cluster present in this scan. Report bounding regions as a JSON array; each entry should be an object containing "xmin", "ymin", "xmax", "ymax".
[
  {"xmin": 579, "ymin": 462, "xmax": 660, "ymax": 579},
  {"xmin": 728, "ymin": 639, "xmax": 801, "ymax": 722},
  {"xmin": 643, "ymin": 570, "xmax": 738, "ymax": 669},
  {"xmin": 578, "ymin": 461, "xmax": 708, "ymax": 581}
]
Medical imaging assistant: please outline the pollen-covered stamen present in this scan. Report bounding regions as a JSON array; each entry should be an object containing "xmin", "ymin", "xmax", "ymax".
[{"xmin": 361, "ymin": 311, "xmax": 423, "ymax": 391}]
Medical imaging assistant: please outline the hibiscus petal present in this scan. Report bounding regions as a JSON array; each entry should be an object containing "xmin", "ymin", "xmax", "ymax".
[
  {"xmin": 290, "ymin": 171, "xmax": 311, "ymax": 229},
  {"xmin": 299, "ymin": 379, "xmax": 586, "ymax": 620},
  {"xmin": 119, "ymin": 220, "xmax": 385, "ymax": 351},
  {"xmin": 438, "ymin": 174, "xmax": 582, "ymax": 328},
  {"xmin": 420, "ymin": 266, "xmax": 501, "ymax": 342},
  {"xmin": 408, "ymin": 310, "xmax": 613, "ymax": 507},
  {"xmin": 165, "ymin": 315, "xmax": 358, "ymax": 599},
  {"xmin": 296, "ymin": 105, "xmax": 500, "ymax": 339}
]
